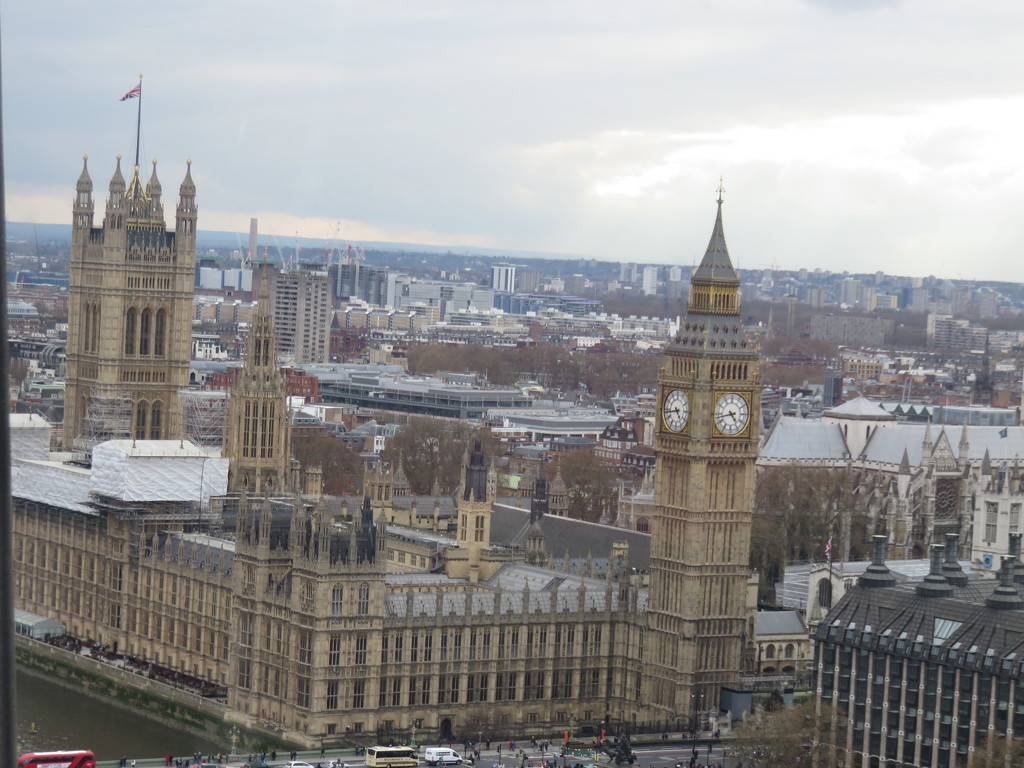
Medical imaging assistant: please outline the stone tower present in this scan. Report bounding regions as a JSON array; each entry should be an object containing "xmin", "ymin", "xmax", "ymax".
[
  {"xmin": 643, "ymin": 187, "xmax": 760, "ymax": 716},
  {"xmin": 223, "ymin": 267, "xmax": 293, "ymax": 493},
  {"xmin": 63, "ymin": 156, "xmax": 197, "ymax": 450},
  {"xmin": 456, "ymin": 440, "xmax": 495, "ymax": 584}
]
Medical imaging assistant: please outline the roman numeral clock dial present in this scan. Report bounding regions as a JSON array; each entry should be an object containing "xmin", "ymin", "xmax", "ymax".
[
  {"xmin": 713, "ymin": 392, "xmax": 749, "ymax": 436},
  {"xmin": 662, "ymin": 388, "xmax": 689, "ymax": 432}
]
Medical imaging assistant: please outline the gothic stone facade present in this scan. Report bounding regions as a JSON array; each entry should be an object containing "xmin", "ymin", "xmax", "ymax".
[
  {"xmin": 12, "ymin": 488, "xmax": 647, "ymax": 742},
  {"xmin": 63, "ymin": 157, "xmax": 197, "ymax": 449}
]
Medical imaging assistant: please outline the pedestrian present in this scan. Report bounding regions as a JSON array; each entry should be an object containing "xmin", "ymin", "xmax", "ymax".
[
  {"xmin": 120, "ymin": 758, "xmax": 127, "ymax": 768},
  {"xmin": 320, "ymin": 749, "xmax": 326, "ymax": 760},
  {"xmin": 130, "ymin": 761, "xmax": 136, "ymax": 768}
]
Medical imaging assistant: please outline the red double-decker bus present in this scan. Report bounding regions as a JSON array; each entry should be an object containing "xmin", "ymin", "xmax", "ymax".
[{"xmin": 18, "ymin": 751, "xmax": 96, "ymax": 768}]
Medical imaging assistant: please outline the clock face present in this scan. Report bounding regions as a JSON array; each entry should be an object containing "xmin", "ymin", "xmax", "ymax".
[
  {"xmin": 714, "ymin": 393, "xmax": 749, "ymax": 436},
  {"xmin": 662, "ymin": 389, "xmax": 690, "ymax": 432}
]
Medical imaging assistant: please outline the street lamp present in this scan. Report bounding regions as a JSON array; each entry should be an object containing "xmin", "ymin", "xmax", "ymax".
[{"xmin": 230, "ymin": 726, "xmax": 240, "ymax": 759}]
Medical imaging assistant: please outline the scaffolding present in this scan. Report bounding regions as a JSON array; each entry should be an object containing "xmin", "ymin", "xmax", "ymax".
[
  {"xmin": 74, "ymin": 384, "xmax": 132, "ymax": 453},
  {"xmin": 180, "ymin": 389, "xmax": 227, "ymax": 447}
]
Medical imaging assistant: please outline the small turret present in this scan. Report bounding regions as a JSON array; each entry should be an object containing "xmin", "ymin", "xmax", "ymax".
[
  {"xmin": 175, "ymin": 159, "xmax": 197, "ymax": 252},
  {"xmin": 146, "ymin": 159, "xmax": 163, "ymax": 220},
  {"xmin": 73, "ymin": 155, "xmax": 95, "ymax": 238},
  {"xmin": 529, "ymin": 472, "xmax": 548, "ymax": 524},
  {"xmin": 462, "ymin": 440, "xmax": 488, "ymax": 503}
]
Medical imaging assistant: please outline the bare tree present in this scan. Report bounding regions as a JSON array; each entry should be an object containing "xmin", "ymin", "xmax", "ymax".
[
  {"xmin": 752, "ymin": 466, "xmax": 867, "ymax": 602},
  {"xmin": 383, "ymin": 416, "xmax": 483, "ymax": 495},
  {"xmin": 731, "ymin": 701, "xmax": 843, "ymax": 768}
]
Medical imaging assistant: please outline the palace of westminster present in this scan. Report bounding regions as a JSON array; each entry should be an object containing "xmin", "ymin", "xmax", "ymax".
[{"xmin": 12, "ymin": 152, "xmax": 1024, "ymax": 767}]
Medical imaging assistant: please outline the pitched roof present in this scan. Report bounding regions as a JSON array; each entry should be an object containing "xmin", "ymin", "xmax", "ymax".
[
  {"xmin": 692, "ymin": 198, "xmax": 738, "ymax": 283},
  {"xmin": 760, "ymin": 417, "xmax": 848, "ymax": 461},
  {"xmin": 491, "ymin": 499, "xmax": 651, "ymax": 570},
  {"xmin": 823, "ymin": 396, "xmax": 894, "ymax": 420},
  {"xmin": 755, "ymin": 610, "xmax": 806, "ymax": 636}
]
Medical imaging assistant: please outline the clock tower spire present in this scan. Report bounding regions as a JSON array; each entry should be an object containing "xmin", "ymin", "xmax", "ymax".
[{"xmin": 643, "ymin": 186, "xmax": 759, "ymax": 718}]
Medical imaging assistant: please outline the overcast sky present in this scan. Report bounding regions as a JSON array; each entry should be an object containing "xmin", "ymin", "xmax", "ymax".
[{"xmin": 4, "ymin": 1, "xmax": 1024, "ymax": 280}]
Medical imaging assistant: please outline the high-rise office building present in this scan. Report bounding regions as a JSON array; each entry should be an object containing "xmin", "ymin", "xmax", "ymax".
[
  {"xmin": 258, "ymin": 266, "xmax": 331, "ymax": 364},
  {"xmin": 642, "ymin": 266, "xmax": 659, "ymax": 296},
  {"xmin": 491, "ymin": 262, "xmax": 516, "ymax": 293}
]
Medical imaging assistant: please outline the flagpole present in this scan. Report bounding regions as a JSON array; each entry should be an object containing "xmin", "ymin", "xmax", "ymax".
[{"xmin": 134, "ymin": 73, "xmax": 143, "ymax": 169}]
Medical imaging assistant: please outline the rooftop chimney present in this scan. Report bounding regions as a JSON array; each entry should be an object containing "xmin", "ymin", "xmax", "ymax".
[
  {"xmin": 916, "ymin": 544, "xmax": 954, "ymax": 598},
  {"xmin": 941, "ymin": 533, "xmax": 968, "ymax": 587},
  {"xmin": 986, "ymin": 555, "xmax": 1024, "ymax": 611},
  {"xmin": 1010, "ymin": 532, "xmax": 1024, "ymax": 586},
  {"xmin": 858, "ymin": 534, "xmax": 897, "ymax": 589}
]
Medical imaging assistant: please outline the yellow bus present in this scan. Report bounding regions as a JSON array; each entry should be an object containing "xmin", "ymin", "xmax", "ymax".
[{"xmin": 365, "ymin": 747, "xmax": 418, "ymax": 768}]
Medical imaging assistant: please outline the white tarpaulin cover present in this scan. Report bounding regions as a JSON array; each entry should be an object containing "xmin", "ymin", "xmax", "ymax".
[{"xmin": 91, "ymin": 440, "xmax": 228, "ymax": 505}]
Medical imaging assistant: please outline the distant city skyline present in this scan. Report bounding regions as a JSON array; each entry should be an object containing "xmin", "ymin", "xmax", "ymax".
[{"xmin": 5, "ymin": 2, "xmax": 1024, "ymax": 282}]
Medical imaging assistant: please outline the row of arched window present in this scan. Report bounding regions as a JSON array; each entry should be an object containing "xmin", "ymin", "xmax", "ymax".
[
  {"xmin": 125, "ymin": 307, "xmax": 167, "ymax": 357},
  {"xmin": 135, "ymin": 400, "xmax": 163, "ymax": 440},
  {"xmin": 81, "ymin": 301, "xmax": 101, "ymax": 353},
  {"xmin": 763, "ymin": 642, "xmax": 797, "ymax": 660},
  {"xmin": 331, "ymin": 583, "xmax": 371, "ymax": 616}
]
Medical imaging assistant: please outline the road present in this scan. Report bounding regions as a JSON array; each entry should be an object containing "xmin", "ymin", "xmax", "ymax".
[{"xmin": 96, "ymin": 740, "xmax": 736, "ymax": 768}]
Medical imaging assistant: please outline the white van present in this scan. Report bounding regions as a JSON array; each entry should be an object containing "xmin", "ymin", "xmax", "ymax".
[{"xmin": 423, "ymin": 749, "xmax": 462, "ymax": 766}]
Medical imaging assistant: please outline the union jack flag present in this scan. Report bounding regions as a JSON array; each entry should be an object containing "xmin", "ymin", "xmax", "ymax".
[
  {"xmin": 120, "ymin": 82, "xmax": 141, "ymax": 101},
  {"xmin": 825, "ymin": 536, "xmax": 833, "ymax": 563}
]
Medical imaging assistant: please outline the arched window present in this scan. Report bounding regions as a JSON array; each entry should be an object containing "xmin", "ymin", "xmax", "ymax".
[
  {"xmin": 636, "ymin": 517, "xmax": 650, "ymax": 533},
  {"xmin": 124, "ymin": 308, "xmax": 137, "ymax": 355},
  {"xmin": 332, "ymin": 585, "xmax": 344, "ymax": 617},
  {"xmin": 785, "ymin": 643, "xmax": 795, "ymax": 659},
  {"xmin": 765, "ymin": 645, "xmax": 775, "ymax": 660},
  {"xmin": 149, "ymin": 401, "xmax": 162, "ymax": 440},
  {"xmin": 358, "ymin": 583, "xmax": 370, "ymax": 615},
  {"xmin": 154, "ymin": 309, "xmax": 166, "ymax": 357},
  {"xmin": 818, "ymin": 579, "xmax": 833, "ymax": 609},
  {"xmin": 135, "ymin": 400, "xmax": 148, "ymax": 441},
  {"xmin": 139, "ymin": 308, "xmax": 151, "ymax": 355}
]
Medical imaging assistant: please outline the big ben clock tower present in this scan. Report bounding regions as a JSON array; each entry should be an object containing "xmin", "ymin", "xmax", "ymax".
[{"xmin": 643, "ymin": 184, "xmax": 760, "ymax": 718}]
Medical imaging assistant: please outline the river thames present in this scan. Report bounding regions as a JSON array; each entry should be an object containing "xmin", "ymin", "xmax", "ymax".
[{"xmin": 15, "ymin": 669, "xmax": 223, "ymax": 761}]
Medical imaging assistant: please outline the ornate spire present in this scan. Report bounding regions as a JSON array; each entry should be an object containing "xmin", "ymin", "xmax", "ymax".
[
  {"xmin": 179, "ymin": 159, "xmax": 196, "ymax": 197},
  {"xmin": 146, "ymin": 158, "xmax": 162, "ymax": 205},
  {"xmin": 687, "ymin": 180, "xmax": 740, "ymax": 317},
  {"xmin": 125, "ymin": 162, "xmax": 149, "ymax": 222},
  {"xmin": 108, "ymin": 154, "xmax": 126, "ymax": 195},
  {"xmin": 76, "ymin": 155, "xmax": 93, "ymax": 194},
  {"xmin": 899, "ymin": 448, "xmax": 911, "ymax": 475}
]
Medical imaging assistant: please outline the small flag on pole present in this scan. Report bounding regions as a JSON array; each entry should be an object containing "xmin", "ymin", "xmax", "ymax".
[
  {"xmin": 999, "ymin": 427, "xmax": 1009, "ymax": 439},
  {"xmin": 120, "ymin": 82, "xmax": 142, "ymax": 101},
  {"xmin": 825, "ymin": 536, "xmax": 833, "ymax": 563}
]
